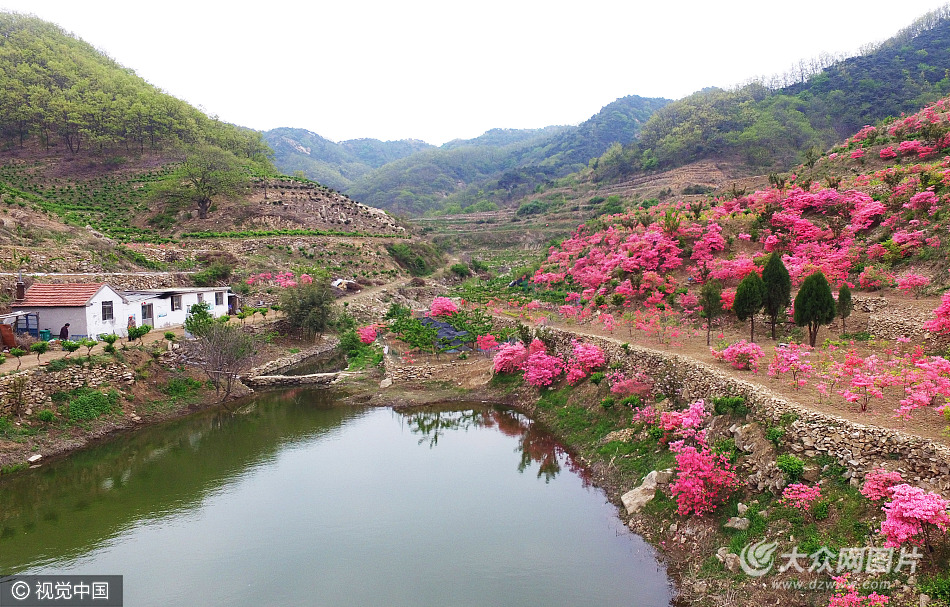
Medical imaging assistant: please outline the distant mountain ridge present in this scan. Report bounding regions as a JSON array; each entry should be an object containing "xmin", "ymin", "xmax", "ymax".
[
  {"xmin": 591, "ymin": 5, "xmax": 950, "ymax": 181},
  {"xmin": 266, "ymin": 95, "xmax": 670, "ymax": 215}
]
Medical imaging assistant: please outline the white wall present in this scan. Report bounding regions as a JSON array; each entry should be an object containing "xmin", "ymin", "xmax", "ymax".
[{"xmin": 86, "ymin": 285, "xmax": 128, "ymax": 338}]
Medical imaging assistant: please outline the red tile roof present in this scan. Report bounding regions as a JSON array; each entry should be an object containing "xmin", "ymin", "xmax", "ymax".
[{"xmin": 13, "ymin": 283, "xmax": 108, "ymax": 308}]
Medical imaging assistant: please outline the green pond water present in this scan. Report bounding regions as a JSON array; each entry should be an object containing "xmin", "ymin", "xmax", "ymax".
[{"xmin": 0, "ymin": 389, "xmax": 672, "ymax": 606}]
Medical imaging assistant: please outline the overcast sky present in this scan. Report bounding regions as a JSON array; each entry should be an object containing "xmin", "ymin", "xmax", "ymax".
[{"xmin": 4, "ymin": 1, "xmax": 950, "ymax": 145}]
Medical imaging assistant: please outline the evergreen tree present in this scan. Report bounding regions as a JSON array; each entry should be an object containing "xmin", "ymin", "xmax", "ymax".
[
  {"xmin": 837, "ymin": 284, "xmax": 854, "ymax": 335},
  {"xmin": 794, "ymin": 271, "xmax": 837, "ymax": 346},
  {"xmin": 698, "ymin": 280, "xmax": 724, "ymax": 346},
  {"xmin": 762, "ymin": 253, "xmax": 792, "ymax": 339},
  {"xmin": 734, "ymin": 272, "xmax": 765, "ymax": 342}
]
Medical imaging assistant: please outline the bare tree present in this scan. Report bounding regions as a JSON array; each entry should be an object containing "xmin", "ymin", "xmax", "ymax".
[{"xmin": 185, "ymin": 323, "xmax": 257, "ymax": 401}]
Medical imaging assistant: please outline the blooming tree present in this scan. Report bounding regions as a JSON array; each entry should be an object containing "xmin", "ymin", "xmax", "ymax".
[
  {"xmin": 668, "ymin": 440, "xmax": 739, "ymax": 516},
  {"xmin": 430, "ymin": 297, "xmax": 458, "ymax": 317},
  {"xmin": 879, "ymin": 484, "xmax": 950, "ymax": 548}
]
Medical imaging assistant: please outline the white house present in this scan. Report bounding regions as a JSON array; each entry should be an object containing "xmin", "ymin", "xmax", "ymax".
[{"xmin": 11, "ymin": 283, "xmax": 233, "ymax": 340}]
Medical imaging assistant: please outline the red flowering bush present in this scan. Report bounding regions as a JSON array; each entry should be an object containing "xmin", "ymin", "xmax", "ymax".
[
  {"xmin": 475, "ymin": 334, "xmax": 498, "ymax": 352},
  {"xmin": 780, "ymin": 483, "xmax": 821, "ymax": 511},
  {"xmin": 356, "ymin": 325, "xmax": 377, "ymax": 344},
  {"xmin": 669, "ymin": 440, "xmax": 739, "ymax": 516},
  {"xmin": 828, "ymin": 574, "xmax": 889, "ymax": 607},
  {"xmin": 522, "ymin": 340, "xmax": 564, "ymax": 388},
  {"xmin": 430, "ymin": 297, "xmax": 458, "ymax": 317},
  {"xmin": 565, "ymin": 339, "xmax": 606, "ymax": 385},
  {"xmin": 924, "ymin": 292, "xmax": 950, "ymax": 334},
  {"xmin": 879, "ymin": 484, "xmax": 950, "ymax": 548},
  {"xmin": 711, "ymin": 340, "xmax": 765, "ymax": 372},
  {"xmin": 895, "ymin": 273, "xmax": 930, "ymax": 298},
  {"xmin": 879, "ymin": 146, "xmax": 897, "ymax": 160},
  {"xmin": 493, "ymin": 342, "xmax": 528, "ymax": 374},
  {"xmin": 860, "ymin": 468, "xmax": 904, "ymax": 502}
]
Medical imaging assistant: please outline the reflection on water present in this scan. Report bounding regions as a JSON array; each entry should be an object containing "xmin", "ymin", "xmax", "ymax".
[
  {"xmin": 0, "ymin": 390, "xmax": 671, "ymax": 607},
  {"xmin": 400, "ymin": 407, "xmax": 590, "ymax": 483}
]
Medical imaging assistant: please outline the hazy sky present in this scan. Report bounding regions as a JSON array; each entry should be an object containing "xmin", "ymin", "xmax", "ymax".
[{"xmin": 4, "ymin": 1, "xmax": 950, "ymax": 145}]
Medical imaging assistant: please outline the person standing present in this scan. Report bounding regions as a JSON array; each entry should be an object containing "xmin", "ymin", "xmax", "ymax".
[{"xmin": 59, "ymin": 323, "xmax": 70, "ymax": 340}]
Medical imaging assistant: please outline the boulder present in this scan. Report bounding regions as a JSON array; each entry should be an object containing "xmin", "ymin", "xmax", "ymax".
[
  {"xmin": 725, "ymin": 517, "xmax": 750, "ymax": 531},
  {"xmin": 621, "ymin": 471, "xmax": 659, "ymax": 514}
]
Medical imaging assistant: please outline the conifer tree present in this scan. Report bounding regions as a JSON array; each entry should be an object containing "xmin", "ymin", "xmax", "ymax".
[
  {"xmin": 837, "ymin": 284, "xmax": 853, "ymax": 335},
  {"xmin": 762, "ymin": 253, "xmax": 791, "ymax": 339},
  {"xmin": 699, "ymin": 280, "xmax": 724, "ymax": 346},
  {"xmin": 734, "ymin": 272, "xmax": 765, "ymax": 342},
  {"xmin": 794, "ymin": 271, "xmax": 836, "ymax": 346}
]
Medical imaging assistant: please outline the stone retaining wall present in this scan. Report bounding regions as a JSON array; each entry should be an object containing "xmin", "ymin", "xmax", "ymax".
[
  {"xmin": 494, "ymin": 318, "xmax": 950, "ymax": 494},
  {"xmin": 244, "ymin": 338, "xmax": 339, "ymax": 377},
  {"xmin": 387, "ymin": 358, "xmax": 484, "ymax": 383},
  {"xmin": 244, "ymin": 372, "xmax": 342, "ymax": 387},
  {"xmin": 0, "ymin": 362, "xmax": 135, "ymax": 416}
]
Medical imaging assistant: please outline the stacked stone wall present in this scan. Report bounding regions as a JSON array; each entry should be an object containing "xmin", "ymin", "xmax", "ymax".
[{"xmin": 0, "ymin": 363, "xmax": 135, "ymax": 417}]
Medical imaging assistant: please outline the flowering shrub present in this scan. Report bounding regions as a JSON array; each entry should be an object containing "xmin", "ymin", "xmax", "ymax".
[
  {"xmin": 895, "ymin": 273, "xmax": 930, "ymax": 298},
  {"xmin": 565, "ymin": 340, "xmax": 606, "ymax": 385},
  {"xmin": 879, "ymin": 484, "xmax": 950, "ymax": 548},
  {"xmin": 522, "ymin": 340, "xmax": 564, "ymax": 388},
  {"xmin": 858, "ymin": 265, "xmax": 895, "ymax": 291},
  {"xmin": 850, "ymin": 148, "xmax": 865, "ymax": 160},
  {"xmin": 711, "ymin": 340, "xmax": 765, "ymax": 372},
  {"xmin": 607, "ymin": 371, "xmax": 653, "ymax": 398},
  {"xmin": 669, "ymin": 440, "xmax": 739, "ymax": 516},
  {"xmin": 780, "ymin": 483, "xmax": 821, "ymax": 511},
  {"xmin": 924, "ymin": 292, "xmax": 950, "ymax": 334},
  {"xmin": 493, "ymin": 342, "xmax": 528, "ymax": 374},
  {"xmin": 659, "ymin": 400, "xmax": 707, "ymax": 441},
  {"xmin": 430, "ymin": 297, "xmax": 458, "ymax": 317},
  {"xmin": 879, "ymin": 146, "xmax": 897, "ymax": 160},
  {"xmin": 475, "ymin": 334, "xmax": 498, "ymax": 352},
  {"xmin": 767, "ymin": 344, "xmax": 813, "ymax": 389},
  {"xmin": 860, "ymin": 468, "xmax": 904, "ymax": 502},
  {"xmin": 828, "ymin": 574, "xmax": 889, "ymax": 607},
  {"xmin": 356, "ymin": 325, "xmax": 377, "ymax": 344}
]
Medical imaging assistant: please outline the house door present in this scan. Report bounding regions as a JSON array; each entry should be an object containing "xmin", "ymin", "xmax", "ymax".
[{"xmin": 141, "ymin": 303, "xmax": 154, "ymax": 326}]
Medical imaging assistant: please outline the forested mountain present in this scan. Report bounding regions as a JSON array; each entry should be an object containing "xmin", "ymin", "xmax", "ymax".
[
  {"xmin": 262, "ymin": 128, "xmax": 433, "ymax": 191},
  {"xmin": 591, "ymin": 6, "xmax": 950, "ymax": 181},
  {"xmin": 0, "ymin": 13, "xmax": 270, "ymax": 162},
  {"xmin": 271, "ymin": 95, "xmax": 668, "ymax": 216}
]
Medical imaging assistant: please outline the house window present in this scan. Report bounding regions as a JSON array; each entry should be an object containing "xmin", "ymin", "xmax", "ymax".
[
  {"xmin": 197, "ymin": 293, "xmax": 204, "ymax": 304},
  {"xmin": 102, "ymin": 300, "xmax": 114, "ymax": 321},
  {"xmin": 215, "ymin": 291, "xmax": 224, "ymax": 306},
  {"xmin": 171, "ymin": 295, "xmax": 182, "ymax": 311}
]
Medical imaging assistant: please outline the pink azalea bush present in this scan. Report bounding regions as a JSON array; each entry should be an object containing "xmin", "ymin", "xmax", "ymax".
[
  {"xmin": 668, "ymin": 440, "xmax": 739, "ymax": 516},
  {"xmin": 828, "ymin": 574, "xmax": 889, "ymax": 607},
  {"xmin": 659, "ymin": 400, "xmax": 707, "ymax": 441},
  {"xmin": 767, "ymin": 344, "xmax": 813, "ymax": 389},
  {"xmin": 711, "ymin": 340, "xmax": 765, "ymax": 372},
  {"xmin": 430, "ymin": 297, "xmax": 458, "ymax": 317},
  {"xmin": 565, "ymin": 339, "xmax": 606, "ymax": 385},
  {"xmin": 475, "ymin": 334, "xmax": 499, "ymax": 352},
  {"xmin": 879, "ymin": 484, "xmax": 950, "ymax": 548},
  {"xmin": 860, "ymin": 469, "xmax": 904, "ymax": 502},
  {"xmin": 356, "ymin": 325, "xmax": 377, "ymax": 344},
  {"xmin": 896, "ymin": 273, "xmax": 930, "ymax": 298},
  {"xmin": 924, "ymin": 292, "xmax": 950, "ymax": 334},
  {"xmin": 493, "ymin": 342, "xmax": 528, "ymax": 374},
  {"xmin": 522, "ymin": 340, "xmax": 564, "ymax": 388},
  {"xmin": 780, "ymin": 483, "xmax": 822, "ymax": 511}
]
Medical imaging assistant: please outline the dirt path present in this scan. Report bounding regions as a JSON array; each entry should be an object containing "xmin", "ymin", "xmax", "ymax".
[{"xmin": 504, "ymin": 310, "xmax": 950, "ymax": 446}]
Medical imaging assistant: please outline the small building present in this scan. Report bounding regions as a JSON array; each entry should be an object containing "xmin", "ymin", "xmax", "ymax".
[{"xmin": 11, "ymin": 282, "xmax": 232, "ymax": 340}]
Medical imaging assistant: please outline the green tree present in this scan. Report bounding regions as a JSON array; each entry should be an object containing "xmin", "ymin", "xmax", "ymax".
[
  {"xmin": 734, "ymin": 272, "xmax": 765, "ymax": 342},
  {"xmin": 837, "ymin": 284, "xmax": 854, "ymax": 335},
  {"xmin": 155, "ymin": 145, "xmax": 249, "ymax": 219},
  {"xmin": 61, "ymin": 340, "xmax": 81, "ymax": 357},
  {"xmin": 794, "ymin": 271, "xmax": 837, "ymax": 346},
  {"xmin": 280, "ymin": 276, "xmax": 336, "ymax": 337},
  {"xmin": 762, "ymin": 253, "xmax": 792, "ymax": 339},
  {"xmin": 699, "ymin": 280, "xmax": 724, "ymax": 346},
  {"xmin": 30, "ymin": 340, "xmax": 49, "ymax": 363},
  {"xmin": 185, "ymin": 302, "xmax": 215, "ymax": 338}
]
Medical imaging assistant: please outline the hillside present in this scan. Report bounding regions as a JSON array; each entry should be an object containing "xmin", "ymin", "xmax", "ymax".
[
  {"xmin": 590, "ymin": 5, "xmax": 950, "ymax": 181},
  {"xmin": 262, "ymin": 128, "xmax": 433, "ymax": 191},
  {"xmin": 271, "ymin": 96, "xmax": 669, "ymax": 216}
]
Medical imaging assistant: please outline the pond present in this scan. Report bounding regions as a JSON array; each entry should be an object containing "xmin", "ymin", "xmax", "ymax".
[{"xmin": 0, "ymin": 389, "xmax": 672, "ymax": 606}]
